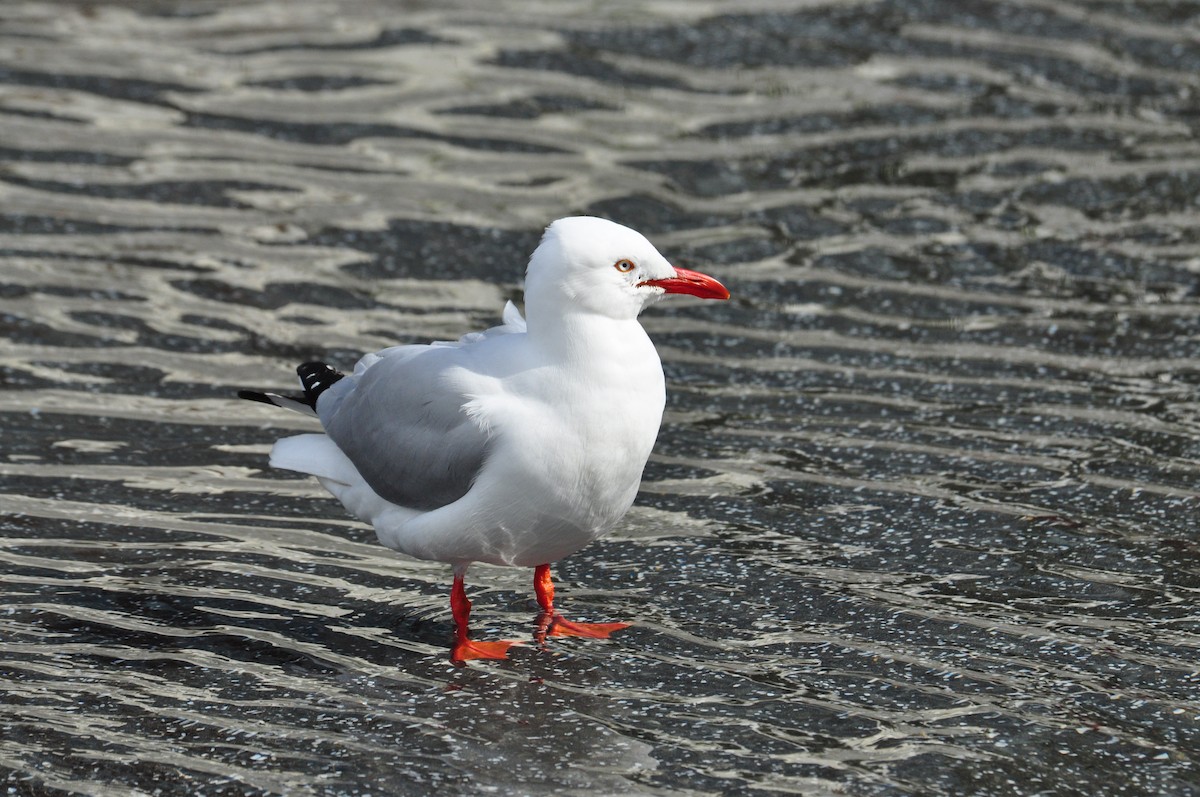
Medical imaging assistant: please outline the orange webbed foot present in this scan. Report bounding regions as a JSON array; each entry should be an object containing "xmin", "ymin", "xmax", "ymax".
[
  {"xmin": 545, "ymin": 616, "xmax": 631, "ymax": 639},
  {"xmin": 532, "ymin": 563, "xmax": 630, "ymax": 643},
  {"xmin": 449, "ymin": 568, "xmax": 521, "ymax": 661},
  {"xmin": 451, "ymin": 637, "xmax": 520, "ymax": 662}
]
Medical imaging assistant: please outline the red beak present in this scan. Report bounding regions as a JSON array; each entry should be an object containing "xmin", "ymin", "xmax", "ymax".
[{"xmin": 639, "ymin": 267, "xmax": 730, "ymax": 300}]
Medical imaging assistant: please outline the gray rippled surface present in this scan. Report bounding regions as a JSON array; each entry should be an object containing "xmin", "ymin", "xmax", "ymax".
[{"xmin": 3, "ymin": 1, "xmax": 1200, "ymax": 795}]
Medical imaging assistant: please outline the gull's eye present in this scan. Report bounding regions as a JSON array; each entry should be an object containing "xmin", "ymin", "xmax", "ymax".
[{"xmin": 614, "ymin": 259, "xmax": 635, "ymax": 273}]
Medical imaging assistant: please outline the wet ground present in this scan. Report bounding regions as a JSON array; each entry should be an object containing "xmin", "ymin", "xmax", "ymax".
[{"xmin": 3, "ymin": 1, "xmax": 1200, "ymax": 794}]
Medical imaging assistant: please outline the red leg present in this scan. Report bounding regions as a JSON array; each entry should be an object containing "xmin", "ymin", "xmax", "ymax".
[
  {"xmin": 533, "ymin": 564, "xmax": 630, "ymax": 640},
  {"xmin": 449, "ymin": 568, "xmax": 517, "ymax": 662},
  {"xmin": 534, "ymin": 563, "xmax": 554, "ymax": 613}
]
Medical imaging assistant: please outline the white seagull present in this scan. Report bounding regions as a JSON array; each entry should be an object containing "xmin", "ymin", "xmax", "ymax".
[{"xmin": 240, "ymin": 216, "xmax": 729, "ymax": 660}]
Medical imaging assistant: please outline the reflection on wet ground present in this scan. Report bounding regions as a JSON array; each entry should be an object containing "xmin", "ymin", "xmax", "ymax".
[{"xmin": 2, "ymin": 1, "xmax": 1199, "ymax": 794}]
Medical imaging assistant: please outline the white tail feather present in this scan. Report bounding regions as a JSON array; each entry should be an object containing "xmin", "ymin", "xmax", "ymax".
[{"xmin": 270, "ymin": 434, "xmax": 419, "ymax": 528}]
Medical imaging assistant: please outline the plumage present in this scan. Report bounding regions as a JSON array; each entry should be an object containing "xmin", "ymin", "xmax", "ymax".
[
  {"xmin": 241, "ymin": 216, "xmax": 729, "ymax": 659},
  {"xmin": 236, "ymin": 389, "xmax": 317, "ymax": 418}
]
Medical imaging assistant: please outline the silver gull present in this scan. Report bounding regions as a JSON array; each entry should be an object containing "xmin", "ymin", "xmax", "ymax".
[{"xmin": 239, "ymin": 216, "xmax": 729, "ymax": 660}]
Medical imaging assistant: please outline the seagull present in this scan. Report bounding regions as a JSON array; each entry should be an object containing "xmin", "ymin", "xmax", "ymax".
[{"xmin": 239, "ymin": 216, "xmax": 729, "ymax": 660}]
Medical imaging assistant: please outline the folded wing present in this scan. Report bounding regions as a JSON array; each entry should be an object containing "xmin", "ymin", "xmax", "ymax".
[{"xmin": 315, "ymin": 301, "xmax": 526, "ymax": 512}]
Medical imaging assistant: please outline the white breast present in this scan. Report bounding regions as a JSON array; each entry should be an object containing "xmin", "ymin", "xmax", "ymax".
[{"xmin": 399, "ymin": 317, "xmax": 667, "ymax": 567}]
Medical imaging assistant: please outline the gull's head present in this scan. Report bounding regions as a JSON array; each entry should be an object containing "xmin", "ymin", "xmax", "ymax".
[{"xmin": 525, "ymin": 216, "xmax": 729, "ymax": 322}]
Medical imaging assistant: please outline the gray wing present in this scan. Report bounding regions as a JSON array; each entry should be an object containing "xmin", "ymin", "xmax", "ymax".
[{"xmin": 319, "ymin": 345, "xmax": 489, "ymax": 512}]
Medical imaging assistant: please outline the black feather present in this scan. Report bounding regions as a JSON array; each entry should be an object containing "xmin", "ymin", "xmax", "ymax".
[
  {"xmin": 237, "ymin": 388, "xmax": 319, "ymax": 416},
  {"xmin": 238, "ymin": 390, "xmax": 279, "ymax": 405},
  {"xmin": 297, "ymin": 361, "xmax": 345, "ymax": 407}
]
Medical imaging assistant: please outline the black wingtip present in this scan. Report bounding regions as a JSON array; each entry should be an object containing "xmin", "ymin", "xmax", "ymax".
[
  {"xmin": 297, "ymin": 361, "xmax": 345, "ymax": 407},
  {"xmin": 238, "ymin": 390, "xmax": 274, "ymax": 405}
]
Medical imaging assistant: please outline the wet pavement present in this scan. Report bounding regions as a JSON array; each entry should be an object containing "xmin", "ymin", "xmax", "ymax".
[{"xmin": 2, "ymin": 1, "xmax": 1199, "ymax": 795}]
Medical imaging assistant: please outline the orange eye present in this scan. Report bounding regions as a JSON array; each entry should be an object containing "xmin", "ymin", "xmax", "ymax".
[{"xmin": 614, "ymin": 259, "xmax": 635, "ymax": 273}]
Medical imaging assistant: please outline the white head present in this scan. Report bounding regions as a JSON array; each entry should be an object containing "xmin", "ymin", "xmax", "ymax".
[{"xmin": 524, "ymin": 216, "xmax": 728, "ymax": 323}]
